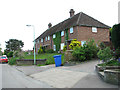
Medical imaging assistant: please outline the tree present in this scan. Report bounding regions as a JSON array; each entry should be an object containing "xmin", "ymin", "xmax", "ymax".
[
  {"xmin": 111, "ymin": 24, "xmax": 120, "ymax": 49},
  {"xmin": 0, "ymin": 44, "xmax": 2, "ymax": 56},
  {"xmin": 5, "ymin": 39, "xmax": 24, "ymax": 52}
]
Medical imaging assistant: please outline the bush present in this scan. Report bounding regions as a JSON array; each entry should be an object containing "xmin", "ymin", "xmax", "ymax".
[
  {"xmin": 114, "ymin": 47, "xmax": 120, "ymax": 59},
  {"xmin": 83, "ymin": 39, "xmax": 99, "ymax": 59},
  {"xmin": 72, "ymin": 47, "xmax": 86, "ymax": 61},
  {"xmin": 97, "ymin": 47, "xmax": 112, "ymax": 63},
  {"xmin": 69, "ymin": 39, "xmax": 81, "ymax": 50},
  {"xmin": 99, "ymin": 42, "xmax": 106, "ymax": 50},
  {"xmin": 45, "ymin": 56, "xmax": 55, "ymax": 65},
  {"xmin": 7, "ymin": 51, "xmax": 13, "ymax": 57},
  {"xmin": 45, "ymin": 49, "xmax": 55, "ymax": 53},
  {"xmin": 13, "ymin": 50, "xmax": 25, "ymax": 59},
  {"xmin": 63, "ymin": 45, "xmax": 67, "ymax": 52},
  {"xmin": 8, "ymin": 57, "xmax": 17, "ymax": 65},
  {"xmin": 38, "ymin": 45, "xmax": 43, "ymax": 54},
  {"xmin": 13, "ymin": 51, "xmax": 19, "ymax": 57}
]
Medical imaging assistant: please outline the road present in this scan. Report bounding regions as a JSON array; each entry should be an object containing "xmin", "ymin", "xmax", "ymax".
[{"xmin": 1, "ymin": 64, "xmax": 51, "ymax": 88}]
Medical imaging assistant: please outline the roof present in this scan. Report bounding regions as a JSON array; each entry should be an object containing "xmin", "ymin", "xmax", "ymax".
[{"xmin": 36, "ymin": 12, "xmax": 110, "ymax": 40}]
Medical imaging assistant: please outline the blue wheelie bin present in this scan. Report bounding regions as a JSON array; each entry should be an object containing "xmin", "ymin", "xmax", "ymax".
[{"xmin": 53, "ymin": 55, "xmax": 62, "ymax": 67}]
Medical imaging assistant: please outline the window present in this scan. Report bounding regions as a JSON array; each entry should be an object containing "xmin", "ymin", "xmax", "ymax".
[
  {"xmin": 61, "ymin": 43, "xmax": 64, "ymax": 50},
  {"xmin": 45, "ymin": 37, "xmax": 47, "ymax": 41},
  {"xmin": 41, "ymin": 38, "xmax": 43, "ymax": 42},
  {"xmin": 48, "ymin": 36, "xmax": 50, "ymax": 40},
  {"xmin": 37, "ymin": 39, "xmax": 39, "ymax": 43},
  {"xmin": 81, "ymin": 41, "xmax": 86, "ymax": 46},
  {"xmin": 53, "ymin": 45, "xmax": 56, "ymax": 51},
  {"xmin": 92, "ymin": 27, "xmax": 97, "ymax": 33},
  {"xmin": 70, "ymin": 27, "xmax": 73, "ymax": 33},
  {"xmin": 53, "ymin": 34, "xmax": 56, "ymax": 38},
  {"xmin": 61, "ymin": 31, "xmax": 64, "ymax": 36}
]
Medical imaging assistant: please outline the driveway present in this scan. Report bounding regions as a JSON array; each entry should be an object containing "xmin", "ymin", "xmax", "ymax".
[{"xmin": 13, "ymin": 60, "xmax": 119, "ymax": 88}]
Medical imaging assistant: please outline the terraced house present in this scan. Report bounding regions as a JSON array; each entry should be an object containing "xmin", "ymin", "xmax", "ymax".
[{"xmin": 35, "ymin": 9, "xmax": 110, "ymax": 53}]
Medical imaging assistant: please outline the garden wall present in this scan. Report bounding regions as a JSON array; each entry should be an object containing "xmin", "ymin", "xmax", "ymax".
[
  {"xmin": 64, "ymin": 50, "xmax": 74, "ymax": 62},
  {"xmin": 16, "ymin": 59, "xmax": 46, "ymax": 65}
]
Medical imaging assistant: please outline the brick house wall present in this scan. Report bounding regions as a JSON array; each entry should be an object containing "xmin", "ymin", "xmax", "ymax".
[
  {"xmin": 68, "ymin": 26, "xmax": 78, "ymax": 40},
  {"xmin": 77, "ymin": 26, "xmax": 110, "ymax": 43},
  {"xmin": 35, "ymin": 26, "xmax": 110, "ymax": 53}
]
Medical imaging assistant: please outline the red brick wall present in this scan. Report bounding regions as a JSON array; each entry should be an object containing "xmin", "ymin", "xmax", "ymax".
[
  {"xmin": 36, "ymin": 25, "xmax": 110, "ymax": 53},
  {"xmin": 77, "ymin": 26, "xmax": 110, "ymax": 43},
  {"xmin": 68, "ymin": 26, "xmax": 78, "ymax": 40},
  {"xmin": 61, "ymin": 31, "xmax": 65, "ymax": 43}
]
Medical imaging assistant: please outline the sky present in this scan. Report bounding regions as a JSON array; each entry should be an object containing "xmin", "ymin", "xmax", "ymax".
[{"xmin": 0, "ymin": 0, "xmax": 119, "ymax": 52}]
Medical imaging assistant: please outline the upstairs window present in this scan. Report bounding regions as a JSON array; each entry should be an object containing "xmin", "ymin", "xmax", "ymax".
[
  {"xmin": 41, "ymin": 38, "xmax": 43, "ymax": 42},
  {"xmin": 61, "ymin": 31, "xmax": 64, "ymax": 36},
  {"xmin": 45, "ymin": 37, "xmax": 47, "ymax": 41},
  {"xmin": 92, "ymin": 27, "xmax": 97, "ymax": 33},
  {"xmin": 53, "ymin": 34, "xmax": 56, "ymax": 38},
  {"xmin": 37, "ymin": 39, "xmax": 39, "ymax": 43},
  {"xmin": 48, "ymin": 36, "xmax": 50, "ymax": 40},
  {"xmin": 70, "ymin": 27, "xmax": 73, "ymax": 33}
]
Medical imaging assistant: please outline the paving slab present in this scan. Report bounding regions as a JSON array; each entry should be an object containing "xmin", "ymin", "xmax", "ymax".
[{"xmin": 30, "ymin": 68, "xmax": 89, "ymax": 88}]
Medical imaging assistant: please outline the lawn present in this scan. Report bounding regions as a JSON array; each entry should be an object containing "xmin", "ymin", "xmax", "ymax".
[{"xmin": 24, "ymin": 53, "xmax": 65, "ymax": 65}]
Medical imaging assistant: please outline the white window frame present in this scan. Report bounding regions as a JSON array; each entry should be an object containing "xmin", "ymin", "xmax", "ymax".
[
  {"xmin": 92, "ymin": 27, "xmax": 97, "ymax": 33},
  {"xmin": 61, "ymin": 31, "xmax": 64, "ymax": 36},
  {"xmin": 81, "ymin": 41, "xmax": 86, "ymax": 46},
  {"xmin": 70, "ymin": 27, "xmax": 73, "ymax": 33},
  {"xmin": 45, "ymin": 37, "xmax": 47, "ymax": 41},
  {"xmin": 53, "ymin": 45, "xmax": 56, "ymax": 51},
  {"xmin": 53, "ymin": 34, "xmax": 56, "ymax": 38},
  {"xmin": 61, "ymin": 43, "xmax": 64, "ymax": 50},
  {"xmin": 37, "ymin": 39, "xmax": 39, "ymax": 43},
  {"xmin": 41, "ymin": 38, "xmax": 43, "ymax": 42},
  {"xmin": 48, "ymin": 36, "xmax": 50, "ymax": 40}
]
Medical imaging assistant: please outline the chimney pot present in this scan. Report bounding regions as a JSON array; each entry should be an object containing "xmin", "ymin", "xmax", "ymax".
[
  {"xmin": 69, "ymin": 9, "xmax": 75, "ymax": 17},
  {"xmin": 48, "ymin": 23, "xmax": 52, "ymax": 28}
]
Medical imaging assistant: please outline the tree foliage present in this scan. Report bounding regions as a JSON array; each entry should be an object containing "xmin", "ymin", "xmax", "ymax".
[
  {"xmin": 5, "ymin": 39, "xmax": 24, "ymax": 52},
  {"xmin": 0, "ymin": 44, "xmax": 2, "ymax": 56},
  {"xmin": 111, "ymin": 24, "xmax": 120, "ymax": 49}
]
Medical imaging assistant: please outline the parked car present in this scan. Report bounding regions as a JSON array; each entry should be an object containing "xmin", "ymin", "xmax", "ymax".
[{"xmin": 0, "ymin": 56, "xmax": 8, "ymax": 63}]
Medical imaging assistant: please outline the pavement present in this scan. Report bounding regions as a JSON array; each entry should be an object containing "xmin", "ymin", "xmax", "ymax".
[
  {"xmin": 12, "ymin": 60, "xmax": 119, "ymax": 88},
  {"xmin": 2, "ymin": 64, "xmax": 52, "ymax": 88},
  {"xmin": 0, "ymin": 63, "xmax": 2, "ymax": 90}
]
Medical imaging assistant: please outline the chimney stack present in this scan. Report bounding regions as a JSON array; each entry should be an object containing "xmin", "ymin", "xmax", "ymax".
[
  {"xmin": 48, "ymin": 23, "xmax": 52, "ymax": 29},
  {"xmin": 69, "ymin": 9, "xmax": 75, "ymax": 17}
]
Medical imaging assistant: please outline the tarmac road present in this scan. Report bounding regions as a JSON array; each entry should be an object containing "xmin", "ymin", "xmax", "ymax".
[{"xmin": 1, "ymin": 64, "xmax": 51, "ymax": 88}]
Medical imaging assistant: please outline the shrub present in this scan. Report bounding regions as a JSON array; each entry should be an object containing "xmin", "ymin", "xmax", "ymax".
[
  {"xmin": 13, "ymin": 51, "xmax": 19, "ymax": 57},
  {"xmin": 97, "ymin": 47, "xmax": 112, "ymax": 63},
  {"xmin": 7, "ymin": 51, "xmax": 13, "ymax": 57},
  {"xmin": 8, "ymin": 57, "xmax": 17, "ymax": 65},
  {"xmin": 114, "ymin": 47, "xmax": 120, "ymax": 59},
  {"xmin": 45, "ymin": 49, "xmax": 55, "ymax": 53},
  {"xmin": 18, "ymin": 51, "xmax": 25, "ymax": 59},
  {"xmin": 72, "ymin": 47, "xmax": 86, "ymax": 61},
  {"xmin": 45, "ymin": 56, "xmax": 55, "ymax": 65},
  {"xmin": 63, "ymin": 45, "xmax": 67, "ymax": 52},
  {"xmin": 13, "ymin": 50, "xmax": 25, "ymax": 59},
  {"xmin": 83, "ymin": 39, "xmax": 99, "ymax": 59},
  {"xmin": 69, "ymin": 39, "xmax": 81, "ymax": 50},
  {"xmin": 38, "ymin": 45, "xmax": 43, "ymax": 54},
  {"xmin": 99, "ymin": 42, "xmax": 106, "ymax": 50}
]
